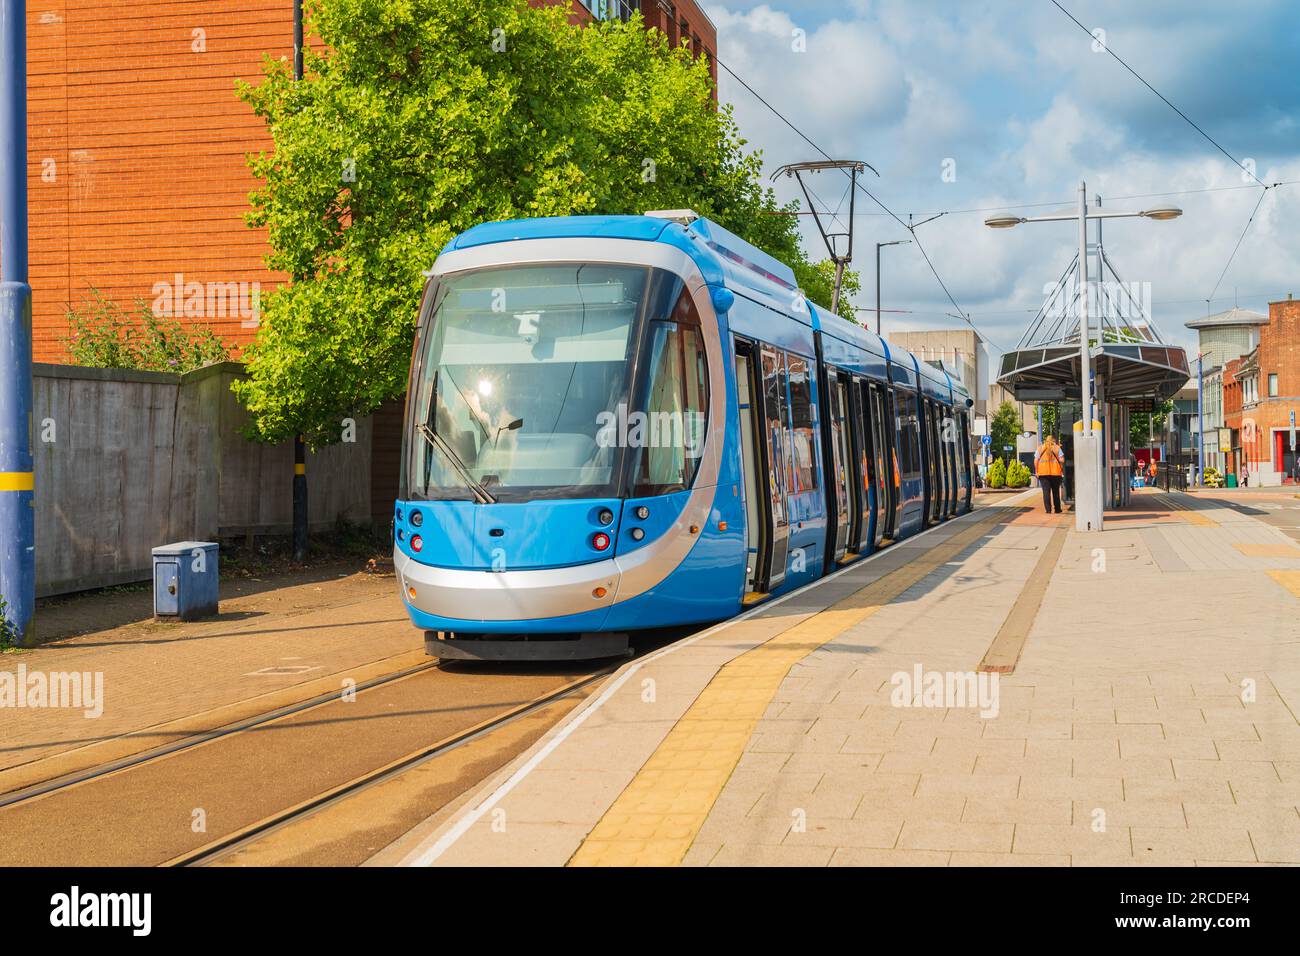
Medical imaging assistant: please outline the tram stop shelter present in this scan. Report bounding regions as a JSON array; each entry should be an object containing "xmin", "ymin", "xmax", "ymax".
[{"xmin": 995, "ymin": 239, "xmax": 1190, "ymax": 511}]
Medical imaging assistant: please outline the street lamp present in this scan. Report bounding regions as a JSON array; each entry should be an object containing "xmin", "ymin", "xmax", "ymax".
[
  {"xmin": 875, "ymin": 239, "xmax": 911, "ymax": 335},
  {"xmin": 984, "ymin": 181, "xmax": 1182, "ymax": 532}
]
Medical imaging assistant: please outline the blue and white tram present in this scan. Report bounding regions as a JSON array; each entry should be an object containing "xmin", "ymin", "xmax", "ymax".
[{"xmin": 392, "ymin": 211, "xmax": 975, "ymax": 660}]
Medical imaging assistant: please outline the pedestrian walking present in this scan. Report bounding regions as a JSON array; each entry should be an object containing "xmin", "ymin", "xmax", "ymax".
[{"xmin": 1035, "ymin": 435, "xmax": 1065, "ymax": 513}]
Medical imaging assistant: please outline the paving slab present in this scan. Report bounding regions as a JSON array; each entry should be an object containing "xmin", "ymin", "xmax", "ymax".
[{"xmin": 387, "ymin": 489, "xmax": 1300, "ymax": 867}]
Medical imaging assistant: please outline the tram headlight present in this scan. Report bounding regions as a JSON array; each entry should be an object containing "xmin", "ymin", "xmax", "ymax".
[
  {"xmin": 635, "ymin": 506, "xmax": 650, "ymax": 520},
  {"xmin": 597, "ymin": 508, "xmax": 614, "ymax": 526},
  {"xmin": 410, "ymin": 509, "xmax": 424, "ymax": 528},
  {"xmin": 630, "ymin": 527, "xmax": 645, "ymax": 541}
]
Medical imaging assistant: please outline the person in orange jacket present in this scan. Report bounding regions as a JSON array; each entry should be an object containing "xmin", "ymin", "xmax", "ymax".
[{"xmin": 1035, "ymin": 435, "xmax": 1065, "ymax": 513}]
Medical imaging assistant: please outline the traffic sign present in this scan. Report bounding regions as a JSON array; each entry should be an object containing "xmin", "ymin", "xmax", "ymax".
[{"xmin": 981, "ymin": 434, "xmax": 991, "ymax": 447}]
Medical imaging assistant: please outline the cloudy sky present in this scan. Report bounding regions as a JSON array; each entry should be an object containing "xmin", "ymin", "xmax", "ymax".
[{"xmin": 703, "ymin": 0, "xmax": 1300, "ymax": 359}]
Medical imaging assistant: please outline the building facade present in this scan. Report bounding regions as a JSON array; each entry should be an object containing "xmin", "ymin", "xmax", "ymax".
[
  {"xmin": 1201, "ymin": 364, "xmax": 1224, "ymax": 475},
  {"xmin": 1185, "ymin": 306, "xmax": 1269, "ymax": 481},
  {"xmin": 1221, "ymin": 296, "xmax": 1300, "ymax": 485},
  {"xmin": 20, "ymin": 0, "xmax": 717, "ymax": 363}
]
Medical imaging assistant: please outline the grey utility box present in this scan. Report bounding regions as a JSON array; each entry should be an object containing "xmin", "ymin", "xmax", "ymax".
[{"xmin": 152, "ymin": 541, "xmax": 220, "ymax": 621}]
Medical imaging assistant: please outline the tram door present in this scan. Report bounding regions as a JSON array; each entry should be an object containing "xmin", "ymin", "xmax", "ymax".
[
  {"xmin": 868, "ymin": 382, "xmax": 895, "ymax": 542},
  {"xmin": 735, "ymin": 340, "xmax": 791, "ymax": 595},
  {"xmin": 923, "ymin": 400, "xmax": 935, "ymax": 524},
  {"xmin": 951, "ymin": 408, "xmax": 961, "ymax": 515},
  {"xmin": 847, "ymin": 376, "xmax": 873, "ymax": 554},
  {"xmin": 827, "ymin": 373, "xmax": 853, "ymax": 561}
]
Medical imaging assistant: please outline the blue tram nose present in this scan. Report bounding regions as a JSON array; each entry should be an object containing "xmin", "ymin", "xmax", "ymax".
[{"xmin": 394, "ymin": 498, "xmax": 628, "ymax": 571}]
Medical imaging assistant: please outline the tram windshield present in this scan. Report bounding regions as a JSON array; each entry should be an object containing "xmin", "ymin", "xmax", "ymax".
[{"xmin": 408, "ymin": 263, "xmax": 661, "ymax": 501}]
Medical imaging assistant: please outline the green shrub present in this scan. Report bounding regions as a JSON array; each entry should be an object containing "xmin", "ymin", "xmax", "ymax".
[
  {"xmin": 988, "ymin": 458, "xmax": 1007, "ymax": 488},
  {"xmin": 0, "ymin": 595, "xmax": 16, "ymax": 651},
  {"xmin": 1007, "ymin": 460, "xmax": 1031, "ymax": 488},
  {"xmin": 65, "ymin": 289, "xmax": 231, "ymax": 373}
]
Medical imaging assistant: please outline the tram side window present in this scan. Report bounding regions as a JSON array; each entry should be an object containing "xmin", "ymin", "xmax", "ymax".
[
  {"xmin": 761, "ymin": 347, "xmax": 790, "ymax": 526},
  {"xmin": 894, "ymin": 387, "xmax": 921, "ymax": 478},
  {"xmin": 632, "ymin": 295, "xmax": 709, "ymax": 496},
  {"xmin": 787, "ymin": 354, "xmax": 819, "ymax": 492}
]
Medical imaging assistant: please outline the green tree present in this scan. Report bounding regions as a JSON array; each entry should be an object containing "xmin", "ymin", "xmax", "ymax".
[
  {"xmin": 232, "ymin": 0, "xmax": 828, "ymax": 444},
  {"xmin": 1130, "ymin": 400, "xmax": 1174, "ymax": 450},
  {"xmin": 990, "ymin": 400, "xmax": 1022, "ymax": 465},
  {"xmin": 1038, "ymin": 402, "xmax": 1058, "ymax": 439},
  {"xmin": 64, "ymin": 289, "xmax": 231, "ymax": 373},
  {"xmin": 794, "ymin": 259, "xmax": 862, "ymax": 317}
]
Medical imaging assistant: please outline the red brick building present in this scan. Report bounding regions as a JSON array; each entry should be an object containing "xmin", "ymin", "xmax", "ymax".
[
  {"xmin": 21, "ymin": 0, "xmax": 717, "ymax": 363},
  {"xmin": 1222, "ymin": 295, "xmax": 1300, "ymax": 485}
]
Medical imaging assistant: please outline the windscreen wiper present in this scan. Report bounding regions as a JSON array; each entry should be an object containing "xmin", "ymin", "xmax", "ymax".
[{"xmin": 417, "ymin": 422, "xmax": 497, "ymax": 505}]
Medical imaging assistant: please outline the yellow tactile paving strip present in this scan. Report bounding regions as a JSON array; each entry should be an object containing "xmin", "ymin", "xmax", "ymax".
[
  {"xmin": 1156, "ymin": 494, "xmax": 1217, "ymax": 526},
  {"xmin": 1267, "ymin": 570, "xmax": 1300, "ymax": 599},
  {"xmin": 1234, "ymin": 543, "xmax": 1300, "ymax": 558},
  {"xmin": 568, "ymin": 507, "xmax": 1016, "ymax": 867}
]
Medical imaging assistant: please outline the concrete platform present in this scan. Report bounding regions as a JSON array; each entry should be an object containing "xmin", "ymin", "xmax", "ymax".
[{"xmin": 383, "ymin": 489, "xmax": 1300, "ymax": 867}]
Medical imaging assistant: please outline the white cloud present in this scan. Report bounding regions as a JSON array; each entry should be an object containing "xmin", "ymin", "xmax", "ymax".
[{"xmin": 703, "ymin": 1, "xmax": 1300, "ymax": 357}]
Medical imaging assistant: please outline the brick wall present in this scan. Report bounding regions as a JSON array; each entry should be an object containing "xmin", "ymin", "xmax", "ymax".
[
  {"xmin": 638, "ymin": 0, "xmax": 717, "ymax": 85},
  {"xmin": 23, "ymin": 0, "xmax": 718, "ymax": 363},
  {"xmin": 26, "ymin": 0, "xmax": 291, "ymax": 363},
  {"xmin": 1251, "ymin": 297, "xmax": 1300, "ymax": 480},
  {"xmin": 1221, "ymin": 298, "xmax": 1300, "ymax": 482}
]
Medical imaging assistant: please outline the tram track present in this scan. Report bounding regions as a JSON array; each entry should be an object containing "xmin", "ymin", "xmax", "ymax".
[
  {"xmin": 166, "ymin": 666, "xmax": 616, "ymax": 867},
  {"xmin": 0, "ymin": 641, "xmax": 662, "ymax": 867},
  {"xmin": 0, "ymin": 657, "xmax": 444, "ymax": 811}
]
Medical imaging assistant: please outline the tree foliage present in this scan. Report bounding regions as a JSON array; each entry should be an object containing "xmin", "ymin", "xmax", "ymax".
[
  {"xmin": 990, "ymin": 400, "xmax": 1022, "ymax": 465},
  {"xmin": 65, "ymin": 289, "xmax": 231, "ymax": 373},
  {"xmin": 233, "ymin": 0, "xmax": 837, "ymax": 443},
  {"xmin": 987, "ymin": 457, "xmax": 1006, "ymax": 488},
  {"xmin": 1005, "ymin": 460, "xmax": 1031, "ymax": 488},
  {"xmin": 1130, "ymin": 400, "xmax": 1175, "ymax": 450}
]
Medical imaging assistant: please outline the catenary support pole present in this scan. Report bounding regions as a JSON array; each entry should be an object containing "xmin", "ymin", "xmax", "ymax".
[
  {"xmin": 291, "ymin": 0, "xmax": 308, "ymax": 562},
  {"xmin": 0, "ymin": 0, "xmax": 35, "ymax": 645}
]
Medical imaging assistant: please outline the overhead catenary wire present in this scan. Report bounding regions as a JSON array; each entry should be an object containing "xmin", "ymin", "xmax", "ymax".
[
  {"xmin": 769, "ymin": 179, "xmax": 1297, "ymax": 222},
  {"xmin": 1049, "ymin": 0, "xmax": 1284, "ymax": 304},
  {"xmin": 713, "ymin": 53, "xmax": 1009, "ymax": 351},
  {"xmin": 1205, "ymin": 186, "xmax": 1273, "ymax": 305},
  {"xmin": 1049, "ymin": 0, "xmax": 1267, "ymax": 188}
]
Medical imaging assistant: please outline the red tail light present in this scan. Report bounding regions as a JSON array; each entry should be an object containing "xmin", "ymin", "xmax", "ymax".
[
  {"xmin": 592, "ymin": 532, "xmax": 611, "ymax": 551},
  {"xmin": 411, "ymin": 535, "xmax": 424, "ymax": 553}
]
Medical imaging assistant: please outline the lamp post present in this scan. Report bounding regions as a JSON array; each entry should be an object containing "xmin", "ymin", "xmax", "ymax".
[
  {"xmin": 1196, "ymin": 351, "xmax": 1204, "ymax": 487},
  {"xmin": 875, "ymin": 239, "xmax": 911, "ymax": 336},
  {"xmin": 0, "ymin": 0, "xmax": 34, "ymax": 645},
  {"xmin": 985, "ymin": 181, "xmax": 1181, "ymax": 532}
]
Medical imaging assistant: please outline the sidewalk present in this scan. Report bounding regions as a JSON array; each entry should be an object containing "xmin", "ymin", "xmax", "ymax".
[
  {"xmin": 0, "ymin": 567, "xmax": 417, "ymax": 792},
  {"xmin": 388, "ymin": 490, "xmax": 1300, "ymax": 867}
]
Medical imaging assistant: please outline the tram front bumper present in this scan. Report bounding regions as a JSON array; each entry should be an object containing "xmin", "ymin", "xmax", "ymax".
[{"xmin": 393, "ymin": 547, "xmax": 622, "ymax": 624}]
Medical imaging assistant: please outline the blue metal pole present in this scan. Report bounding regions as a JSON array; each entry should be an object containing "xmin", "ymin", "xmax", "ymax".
[
  {"xmin": 0, "ymin": 0, "xmax": 36, "ymax": 645},
  {"xmin": 1196, "ymin": 352, "xmax": 1204, "ymax": 487}
]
